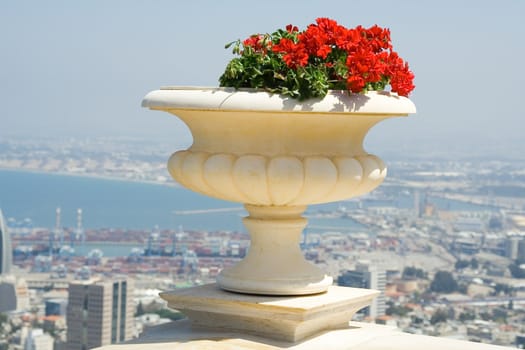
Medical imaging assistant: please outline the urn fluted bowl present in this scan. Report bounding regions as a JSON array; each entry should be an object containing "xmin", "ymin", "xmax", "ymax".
[{"xmin": 142, "ymin": 87, "xmax": 416, "ymax": 295}]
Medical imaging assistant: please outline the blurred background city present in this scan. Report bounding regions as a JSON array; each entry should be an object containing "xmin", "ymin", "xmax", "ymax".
[{"xmin": 1, "ymin": 1, "xmax": 524, "ymax": 349}]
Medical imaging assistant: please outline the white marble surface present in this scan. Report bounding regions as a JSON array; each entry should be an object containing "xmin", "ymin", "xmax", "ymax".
[
  {"xmin": 142, "ymin": 88, "xmax": 416, "ymax": 114},
  {"xmin": 96, "ymin": 319, "xmax": 509, "ymax": 350}
]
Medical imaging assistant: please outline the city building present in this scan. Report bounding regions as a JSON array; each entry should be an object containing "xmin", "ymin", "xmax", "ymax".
[
  {"xmin": 0, "ymin": 276, "xmax": 17, "ymax": 312},
  {"xmin": 0, "ymin": 208, "xmax": 13, "ymax": 275},
  {"xmin": 23, "ymin": 328, "xmax": 54, "ymax": 350},
  {"xmin": 337, "ymin": 261, "xmax": 386, "ymax": 318},
  {"xmin": 66, "ymin": 278, "xmax": 134, "ymax": 350},
  {"xmin": 505, "ymin": 236, "xmax": 522, "ymax": 260},
  {"xmin": 518, "ymin": 238, "xmax": 525, "ymax": 261},
  {"xmin": 45, "ymin": 298, "xmax": 68, "ymax": 316},
  {"xmin": 0, "ymin": 209, "xmax": 29, "ymax": 312},
  {"xmin": 0, "ymin": 274, "xmax": 30, "ymax": 312}
]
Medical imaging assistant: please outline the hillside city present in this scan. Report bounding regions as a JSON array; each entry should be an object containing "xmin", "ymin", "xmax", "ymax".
[{"xmin": 0, "ymin": 136, "xmax": 525, "ymax": 349}]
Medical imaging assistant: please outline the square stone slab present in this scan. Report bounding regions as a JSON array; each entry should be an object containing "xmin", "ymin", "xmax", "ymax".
[{"xmin": 160, "ymin": 283, "xmax": 379, "ymax": 342}]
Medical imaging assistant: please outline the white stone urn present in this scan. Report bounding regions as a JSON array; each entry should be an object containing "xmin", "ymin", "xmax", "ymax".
[{"xmin": 142, "ymin": 87, "xmax": 415, "ymax": 296}]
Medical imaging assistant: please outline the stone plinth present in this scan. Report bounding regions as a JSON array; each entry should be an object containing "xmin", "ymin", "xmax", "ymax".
[{"xmin": 159, "ymin": 283, "xmax": 378, "ymax": 342}]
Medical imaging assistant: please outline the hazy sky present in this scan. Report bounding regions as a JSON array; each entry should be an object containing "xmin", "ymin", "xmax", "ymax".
[{"xmin": 1, "ymin": 0, "xmax": 524, "ymax": 155}]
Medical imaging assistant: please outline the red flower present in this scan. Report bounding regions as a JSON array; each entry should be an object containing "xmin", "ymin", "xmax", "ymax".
[
  {"xmin": 221, "ymin": 18, "xmax": 415, "ymax": 99},
  {"xmin": 315, "ymin": 17, "xmax": 340, "ymax": 44},
  {"xmin": 299, "ymin": 25, "xmax": 331, "ymax": 59},
  {"xmin": 390, "ymin": 63, "xmax": 415, "ymax": 96},
  {"xmin": 385, "ymin": 51, "xmax": 415, "ymax": 96},
  {"xmin": 243, "ymin": 34, "xmax": 269, "ymax": 53},
  {"xmin": 346, "ymin": 47, "xmax": 385, "ymax": 84},
  {"xmin": 364, "ymin": 25, "xmax": 392, "ymax": 52},
  {"xmin": 286, "ymin": 24, "xmax": 299, "ymax": 33},
  {"xmin": 334, "ymin": 27, "xmax": 361, "ymax": 52},
  {"xmin": 272, "ymin": 38, "xmax": 309, "ymax": 68},
  {"xmin": 347, "ymin": 75, "xmax": 365, "ymax": 93}
]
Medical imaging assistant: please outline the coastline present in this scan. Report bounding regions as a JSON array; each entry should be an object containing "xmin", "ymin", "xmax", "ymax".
[
  {"xmin": 0, "ymin": 165, "xmax": 502, "ymax": 231},
  {"xmin": 0, "ymin": 166, "xmax": 181, "ymax": 189},
  {"xmin": 0, "ymin": 167, "xmax": 242, "ymax": 230}
]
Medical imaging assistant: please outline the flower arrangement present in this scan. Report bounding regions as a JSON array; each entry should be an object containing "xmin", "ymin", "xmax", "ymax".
[{"xmin": 219, "ymin": 18, "xmax": 415, "ymax": 101}]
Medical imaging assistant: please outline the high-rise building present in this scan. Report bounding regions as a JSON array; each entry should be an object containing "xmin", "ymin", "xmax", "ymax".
[
  {"xmin": 0, "ymin": 209, "xmax": 29, "ymax": 312},
  {"xmin": 505, "ymin": 237, "xmax": 521, "ymax": 260},
  {"xmin": 66, "ymin": 278, "xmax": 134, "ymax": 350},
  {"xmin": 0, "ymin": 209, "xmax": 13, "ymax": 275},
  {"xmin": 337, "ymin": 261, "xmax": 386, "ymax": 318},
  {"xmin": 518, "ymin": 238, "xmax": 525, "ymax": 261}
]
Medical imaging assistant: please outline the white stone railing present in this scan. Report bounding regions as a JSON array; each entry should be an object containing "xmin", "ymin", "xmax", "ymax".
[{"xmin": 95, "ymin": 318, "xmax": 512, "ymax": 350}]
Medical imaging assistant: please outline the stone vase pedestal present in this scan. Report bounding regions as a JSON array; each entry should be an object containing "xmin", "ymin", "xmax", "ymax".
[{"xmin": 142, "ymin": 87, "xmax": 415, "ymax": 340}]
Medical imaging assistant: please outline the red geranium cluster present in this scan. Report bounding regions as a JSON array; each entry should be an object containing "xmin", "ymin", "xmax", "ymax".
[
  {"xmin": 220, "ymin": 18, "xmax": 415, "ymax": 100},
  {"xmin": 242, "ymin": 34, "xmax": 269, "ymax": 54}
]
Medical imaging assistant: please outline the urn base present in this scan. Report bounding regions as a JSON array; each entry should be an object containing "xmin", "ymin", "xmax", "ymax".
[
  {"xmin": 217, "ymin": 205, "xmax": 333, "ymax": 295},
  {"xmin": 160, "ymin": 283, "xmax": 379, "ymax": 342}
]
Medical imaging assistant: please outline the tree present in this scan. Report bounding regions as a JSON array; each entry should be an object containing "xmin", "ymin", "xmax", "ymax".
[
  {"xmin": 493, "ymin": 283, "xmax": 513, "ymax": 296},
  {"xmin": 509, "ymin": 263, "xmax": 525, "ymax": 278},
  {"xmin": 430, "ymin": 271, "xmax": 458, "ymax": 293},
  {"xmin": 402, "ymin": 266, "xmax": 427, "ymax": 279},
  {"xmin": 459, "ymin": 311, "xmax": 476, "ymax": 322},
  {"xmin": 479, "ymin": 312, "xmax": 491, "ymax": 321},
  {"xmin": 385, "ymin": 302, "xmax": 411, "ymax": 317},
  {"xmin": 447, "ymin": 306, "xmax": 456, "ymax": 320},
  {"xmin": 455, "ymin": 260, "xmax": 469, "ymax": 270},
  {"xmin": 493, "ymin": 307, "xmax": 507, "ymax": 323},
  {"xmin": 488, "ymin": 216, "xmax": 502, "ymax": 230},
  {"xmin": 154, "ymin": 308, "xmax": 185, "ymax": 321},
  {"xmin": 470, "ymin": 258, "xmax": 479, "ymax": 269},
  {"xmin": 457, "ymin": 283, "xmax": 468, "ymax": 295},
  {"xmin": 430, "ymin": 309, "xmax": 448, "ymax": 325},
  {"xmin": 136, "ymin": 301, "xmax": 145, "ymax": 317}
]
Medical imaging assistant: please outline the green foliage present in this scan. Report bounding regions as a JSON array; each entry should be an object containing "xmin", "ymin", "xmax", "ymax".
[
  {"xmin": 134, "ymin": 300, "xmax": 182, "ymax": 320},
  {"xmin": 457, "ymin": 283, "xmax": 469, "ymax": 295},
  {"xmin": 220, "ymin": 38, "xmax": 329, "ymax": 101},
  {"xmin": 509, "ymin": 262, "xmax": 525, "ymax": 278},
  {"xmin": 411, "ymin": 315, "xmax": 424, "ymax": 325},
  {"xmin": 402, "ymin": 266, "xmax": 427, "ymax": 279},
  {"xmin": 455, "ymin": 260, "xmax": 469, "ymax": 270},
  {"xmin": 455, "ymin": 258, "xmax": 479, "ymax": 270},
  {"xmin": 479, "ymin": 311, "xmax": 491, "ymax": 321},
  {"xmin": 410, "ymin": 291, "xmax": 421, "ymax": 303},
  {"xmin": 385, "ymin": 302, "xmax": 411, "ymax": 317},
  {"xmin": 447, "ymin": 306, "xmax": 456, "ymax": 320},
  {"xmin": 459, "ymin": 311, "xmax": 476, "ymax": 322},
  {"xmin": 430, "ymin": 271, "xmax": 458, "ymax": 293},
  {"xmin": 470, "ymin": 258, "xmax": 479, "ymax": 269},
  {"xmin": 492, "ymin": 283, "xmax": 514, "ymax": 296},
  {"xmin": 135, "ymin": 301, "xmax": 145, "ymax": 317},
  {"xmin": 220, "ymin": 32, "xmax": 312, "ymax": 100},
  {"xmin": 488, "ymin": 216, "xmax": 502, "ymax": 230},
  {"xmin": 430, "ymin": 309, "xmax": 448, "ymax": 325},
  {"xmin": 153, "ymin": 308, "xmax": 185, "ymax": 321},
  {"xmin": 492, "ymin": 307, "xmax": 508, "ymax": 323}
]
